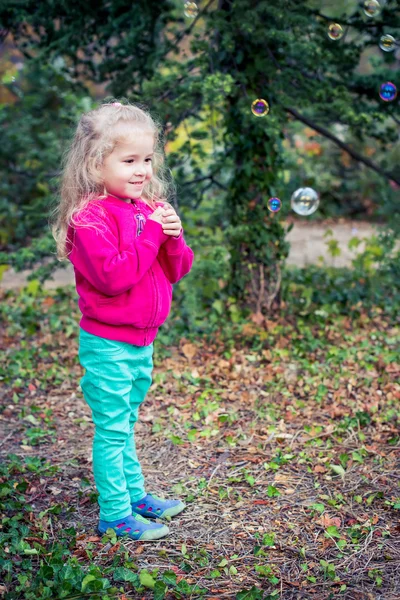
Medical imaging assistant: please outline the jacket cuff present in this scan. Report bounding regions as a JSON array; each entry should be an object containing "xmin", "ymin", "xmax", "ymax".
[{"xmin": 163, "ymin": 228, "xmax": 185, "ymax": 254}]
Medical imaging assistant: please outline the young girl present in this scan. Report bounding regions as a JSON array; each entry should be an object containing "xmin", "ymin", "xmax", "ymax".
[{"xmin": 49, "ymin": 101, "xmax": 194, "ymax": 541}]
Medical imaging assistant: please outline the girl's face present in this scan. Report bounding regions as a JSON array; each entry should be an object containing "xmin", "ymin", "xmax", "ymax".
[{"xmin": 100, "ymin": 128, "xmax": 154, "ymax": 201}]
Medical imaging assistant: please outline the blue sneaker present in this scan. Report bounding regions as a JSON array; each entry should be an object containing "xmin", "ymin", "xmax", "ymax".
[
  {"xmin": 131, "ymin": 493, "xmax": 186, "ymax": 519},
  {"xmin": 97, "ymin": 513, "xmax": 169, "ymax": 541}
]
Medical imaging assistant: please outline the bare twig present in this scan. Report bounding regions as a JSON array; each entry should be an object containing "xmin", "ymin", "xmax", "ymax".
[{"xmin": 284, "ymin": 106, "xmax": 400, "ymax": 186}]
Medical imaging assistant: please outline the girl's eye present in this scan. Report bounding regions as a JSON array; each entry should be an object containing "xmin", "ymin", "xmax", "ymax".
[{"xmin": 124, "ymin": 159, "xmax": 152, "ymax": 163}]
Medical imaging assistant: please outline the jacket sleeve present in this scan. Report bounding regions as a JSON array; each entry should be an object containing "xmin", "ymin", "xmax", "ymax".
[
  {"xmin": 157, "ymin": 228, "xmax": 194, "ymax": 284},
  {"xmin": 68, "ymin": 208, "xmax": 169, "ymax": 296}
]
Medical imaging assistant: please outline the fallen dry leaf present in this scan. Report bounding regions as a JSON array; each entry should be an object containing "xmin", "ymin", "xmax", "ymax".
[
  {"xmin": 181, "ymin": 343, "xmax": 198, "ymax": 361},
  {"xmin": 318, "ymin": 514, "xmax": 341, "ymax": 528},
  {"xmin": 314, "ymin": 464, "xmax": 327, "ymax": 473}
]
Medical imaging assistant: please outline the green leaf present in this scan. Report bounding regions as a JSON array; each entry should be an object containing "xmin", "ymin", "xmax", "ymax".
[
  {"xmin": 175, "ymin": 579, "xmax": 193, "ymax": 594},
  {"xmin": 325, "ymin": 526, "xmax": 341, "ymax": 538},
  {"xmin": 267, "ymin": 485, "xmax": 280, "ymax": 497},
  {"xmin": 311, "ymin": 503, "xmax": 325, "ymax": 513},
  {"xmin": 161, "ymin": 570, "xmax": 177, "ymax": 586},
  {"xmin": 187, "ymin": 429, "xmax": 198, "ymax": 441},
  {"xmin": 348, "ymin": 237, "xmax": 361, "ymax": 250},
  {"xmin": 262, "ymin": 532, "xmax": 276, "ymax": 546},
  {"xmin": 24, "ymin": 414, "xmax": 39, "ymax": 425},
  {"xmin": 153, "ymin": 581, "xmax": 168, "ymax": 600},
  {"xmin": 113, "ymin": 567, "xmax": 139, "ymax": 584},
  {"xmin": 326, "ymin": 239, "xmax": 341, "ymax": 257},
  {"xmin": 236, "ymin": 586, "xmax": 264, "ymax": 600},
  {"xmin": 81, "ymin": 575, "xmax": 97, "ymax": 592},
  {"xmin": 330, "ymin": 464, "xmax": 346, "ymax": 478},
  {"xmin": 139, "ymin": 570, "xmax": 156, "ymax": 589},
  {"xmin": 212, "ymin": 299, "xmax": 224, "ymax": 315},
  {"xmin": 352, "ymin": 451, "xmax": 364, "ymax": 463},
  {"xmin": 170, "ymin": 435, "xmax": 184, "ymax": 446}
]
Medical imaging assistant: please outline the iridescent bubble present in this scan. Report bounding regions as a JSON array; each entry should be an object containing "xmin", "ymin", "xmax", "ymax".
[
  {"xmin": 251, "ymin": 98, "xmax": 270, "ymax": 117},
  {"xmin": 379, "ymin": 81, "xmax": 397, "ymax": 102},
  {"xmin": 379, "ymin": 34, "xmax": 396, "ymax": 52},
  {"xmin": 184, "ymin": 1, "xmax": 198, "ymax": 18},
  {"xmin": 327, "ymin": 23, "xmax": 344, "ymax": 40},
  {"xmin": 267, "ymin": 197, "xmax": 282, "ymax": 213},
  {"xmin": 363, "ymin": 0, "xmax": 381, "ymax": 17},
  {"xmin": 290, "ymin": 188, "xmax": 320, "ymax": 216}
]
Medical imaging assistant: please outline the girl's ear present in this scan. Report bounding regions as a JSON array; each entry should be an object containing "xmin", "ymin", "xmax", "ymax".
[{"xmin": 89, "ymin": 158, "xmax": 103, "ymax": 184}]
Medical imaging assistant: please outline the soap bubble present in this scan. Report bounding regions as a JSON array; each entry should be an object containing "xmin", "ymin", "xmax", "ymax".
[
  {"xmin": 267, "ymin": 197, "xmax": 282, "ymax": 213},
  {"xmin": 251, "ymin": 99, "xmax": 270, "ymax": 117},
  {"xmin": 184, "ymin": 1, "xmax": 198, "ymax": 18},
  {"xmin": 379, "ymin": 34, "xmax": 396, "ymax": 52},
  {"xmin": 363, "ymin": 0, "xmax": 381, "ymax": 17},
  {"xmin": 291, "ymin": 188, "xmax": 320, "ymax": 216},
  {"xmin": 379, "ymin": 81, "xmax": 397, "ymax": 102},
  {"xmin": 328, "ymin": 23, "xmax": 344, "ymax": 40}
]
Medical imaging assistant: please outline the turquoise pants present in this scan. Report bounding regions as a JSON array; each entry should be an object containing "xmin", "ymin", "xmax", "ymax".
[{"xmin": 78, "ymin": 328, "xmax": 153, "ymax": 521}]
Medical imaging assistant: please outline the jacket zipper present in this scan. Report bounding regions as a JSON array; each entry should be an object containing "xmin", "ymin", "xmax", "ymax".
[{"xmin": 149, "ymin": 268, "xmax": 159, "ymax": 330}]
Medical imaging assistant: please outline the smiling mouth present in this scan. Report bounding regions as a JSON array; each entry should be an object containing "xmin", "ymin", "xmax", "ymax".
[{"xmin": 130, "ymin": 181, "xmax": 144, "ymax": 185}]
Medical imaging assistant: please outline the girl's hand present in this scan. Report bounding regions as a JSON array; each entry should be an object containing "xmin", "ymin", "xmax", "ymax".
[
  {"xmin": 148, "ymin": 206, "xmax": 165, "ymax": 225},
  {"xmin": 160, "ymin": 202, "xmax": 182, "ymax": 237}
]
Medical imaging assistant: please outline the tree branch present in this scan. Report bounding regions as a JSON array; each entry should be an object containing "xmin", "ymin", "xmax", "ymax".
[
  {"xmin": 284, "ymin": 106, "xmax": 400, "ymax": 186},
  {"xmin": 391, "ymin": 114, "xmax": 400, "ymax": 127},
  {"xmin": 181, "ymin": 172, "xmax": 228, "ymax": 194}
]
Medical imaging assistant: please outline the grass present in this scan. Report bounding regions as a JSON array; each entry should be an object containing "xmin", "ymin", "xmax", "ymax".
[{"xmin": 0, "ymin": 281, "xmax": 399, "ymax": 600}]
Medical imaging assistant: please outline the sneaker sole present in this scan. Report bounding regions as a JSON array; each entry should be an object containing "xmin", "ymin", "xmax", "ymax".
[
  {"xmin": 97, "ymin": 524, "xmax": 169, "ymax": 541},
  {"xmin": 134, "ymin": 501, "xmax": 187, "ymax": 520}
]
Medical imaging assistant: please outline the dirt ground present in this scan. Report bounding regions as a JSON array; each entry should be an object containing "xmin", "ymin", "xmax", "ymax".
[
  {"xmin": 0, "ymin": 221, "xmax": 386, "ymax": 290},
  {"xmin": 1, "ymin": 297, "xmax": 399, "ymax": 599}
]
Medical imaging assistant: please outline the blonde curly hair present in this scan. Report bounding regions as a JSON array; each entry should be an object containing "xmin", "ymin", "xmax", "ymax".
[{"xmin": 48, "ymin": 100, "xmax": 175, "ymax": 261}]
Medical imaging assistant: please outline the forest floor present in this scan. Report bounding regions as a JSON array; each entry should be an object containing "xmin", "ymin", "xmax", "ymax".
[{"xmin": 1, "ymin": 282, "xmax": 399, "ymax": 599}]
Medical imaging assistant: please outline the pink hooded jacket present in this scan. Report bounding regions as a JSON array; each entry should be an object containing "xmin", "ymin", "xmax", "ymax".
[{"xmin": 66, "ymin": 195, "xmax": 194, "ymax": 346}]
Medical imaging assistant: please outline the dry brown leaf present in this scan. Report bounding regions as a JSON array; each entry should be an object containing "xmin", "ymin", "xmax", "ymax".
[
  {"xmin": 313, "ymin": 465, "xmax": 327, "ymax": 473},
  {"xmin": 250, "ymin": 311, "xmax": 265, "ymax": 326},
  {"xmin": 182, "ymin": 343, "xmax": 198, "ymax": 361},
  {"xmin": 318, "ymin": 514, "xmax": 341, "ymax": 528},
  {"xmin": 274, "ymin": 473, "xmax": 290, "ymax": 483}
]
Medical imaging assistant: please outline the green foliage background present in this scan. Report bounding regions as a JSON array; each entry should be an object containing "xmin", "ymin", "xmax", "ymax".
[{"xmin": 0, "ymin": 0, "xmax": 399, "ymax": 318}]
